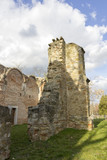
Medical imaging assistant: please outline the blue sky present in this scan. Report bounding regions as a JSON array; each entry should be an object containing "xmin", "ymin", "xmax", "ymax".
[
  {"xmin": 0, "ymin": 0, "xmax": 107, "ymax": 94},
  {"xmin": 14, "ymin": 0, "xmax": 107, "ymax": 25},
  {"xmin": 13, "ymin": 0, "xmax": 107, "ymax": 28},
  {"xmin": 70, "ymin": 1, "xmax": 106, "ymax": 24},
  {"xmin": 18, "ymin": 0, "xmax": 107, "ymax": 42},
  {"xmin": 14, "ymin": 0, "xmax": 107, "ymax": 39}
]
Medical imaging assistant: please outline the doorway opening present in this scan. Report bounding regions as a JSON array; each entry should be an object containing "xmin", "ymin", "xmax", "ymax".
[{"xmin": 8, "ymin": 106, "xmax": 18, "ymax": 125}]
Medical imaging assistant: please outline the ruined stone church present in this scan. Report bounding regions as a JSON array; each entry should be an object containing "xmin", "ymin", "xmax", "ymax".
[
  {"xmin": 0, "ymin": 65, "xmax": 44, "ymax": 124},
  {"xmin": 0, "ymin": 37, "xmax": 93, "ymax": 160},
  {"xmin": 28, "ymin": 37, "xmax": 92, "ymax": 141}
]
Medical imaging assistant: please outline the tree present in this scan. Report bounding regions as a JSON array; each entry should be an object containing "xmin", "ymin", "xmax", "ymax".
[
  {"xmin": 99, "ymin": 95, "xmax": 107, "ymax": 115},
  {"xmin": 89, "ymin": 81, "xmax": 104, "ymax": 103},
  {"xmin": 33, "ymin": 66, "xmax": 47, "ymax": 77},
  {"xmin": 89, "ymin": 81, "xmax": 104, "ymax": 115},
  {"xmin": 12, "ymin": 62, "xmax": 24, "ymax": 71}
]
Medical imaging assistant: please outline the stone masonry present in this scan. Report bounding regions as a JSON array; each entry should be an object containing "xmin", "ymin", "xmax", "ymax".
[
  {"xmin": 28, "ymin": 37, "xmax": 92, "ymax": 141},
  {"xmin": 0, "ymin": 106, "xmax": 11, "ymax": 160},
  {"xmin": 0, "ymin": 65, "xmax": 39, "ymax": 124}
]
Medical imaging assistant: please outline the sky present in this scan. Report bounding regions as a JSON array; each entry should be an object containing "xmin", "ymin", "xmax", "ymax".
[{"xmin": 0, "ymin": 0, "xmax": 107, "ymax": 94}]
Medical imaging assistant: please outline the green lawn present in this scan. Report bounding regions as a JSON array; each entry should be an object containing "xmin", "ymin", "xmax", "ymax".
[{"xmin": 9, "ymin": 119, "xmax": 107, "ymax": 160}]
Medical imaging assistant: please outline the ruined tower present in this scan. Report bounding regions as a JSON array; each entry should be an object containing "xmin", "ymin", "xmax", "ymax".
[
  {"xmin": 66, "ymin": 43, "xmax": 90, "ymax": 128},
  {"xmin": 28, "ymin": 37, "xmax": 92, "ymax": 141}
]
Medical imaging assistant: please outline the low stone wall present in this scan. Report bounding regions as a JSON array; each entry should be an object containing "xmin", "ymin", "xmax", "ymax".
[{"xmin": 0, "ymin": 106, "xmax": 11, "ymax": 160}]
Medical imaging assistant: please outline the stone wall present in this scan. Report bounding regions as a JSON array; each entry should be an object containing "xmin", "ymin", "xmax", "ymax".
[
  {"xmin": 66, "ymin": 43, "xmax": 90, "ymax": 129},
  {"xmin": 28, "ymin": 37, "xmax": 67, "ymax": 141},
  {"xmin": 0, "ymin": 65, "xmax": 39, "ymax": 124},
  {"xmin": 28, "ymin": 37, "xmax": 92, "ymax": 141},
  {"xmin": 0, "ymin": 106, "xmax": 11, "ymax": 160}
]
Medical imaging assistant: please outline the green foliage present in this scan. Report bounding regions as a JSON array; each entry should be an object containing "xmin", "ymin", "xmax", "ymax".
[
  {"xmin": 93, "ymin": 118, "xmax": 105, "ymax": 128},
  {"xmin": 99, "ymin": 95, "xmax": 107, "ymax": 115},
  {"xmin": 9, "ymin": 120, "xmax": 107, "ymax": 160}
]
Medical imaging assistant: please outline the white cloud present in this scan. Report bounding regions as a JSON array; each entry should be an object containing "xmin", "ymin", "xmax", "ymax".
[
  {"xmin": 0, "ymin": 0, "xmax": 107, "ymax": 78},
  {"xmin": 92, "ymin": 76, "xmax": 107, "ymax": 94},
  {"xmin": 90, "ymin": 11, "xmax": 97, "ymax": 19},
  {"xmin": 20, "ymin": 24, "xmax": 37, "ymax": 37}
]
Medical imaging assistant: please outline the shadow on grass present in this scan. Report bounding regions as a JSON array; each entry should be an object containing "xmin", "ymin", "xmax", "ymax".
[
  {"xmin": 93, "ymin": 118, "xmax": 105, "ymax": 128},
  {"xmin": 9, "ymin": 119, "xmax": 107, "ymax": 160}
]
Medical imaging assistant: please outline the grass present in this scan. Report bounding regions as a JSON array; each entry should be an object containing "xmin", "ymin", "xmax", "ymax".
[
  {"xmin": 93, "ymin": 118, "xmax": 105, "ymax": 128},
  {"xmin": 9, "ymin": 119, "xmax": 107, "ymax": 160}
]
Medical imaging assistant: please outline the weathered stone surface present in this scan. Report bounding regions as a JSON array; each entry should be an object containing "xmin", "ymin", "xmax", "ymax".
[
  {"xmin": 66, "ymin": 43, "xmax": 91, "ymax": 129},
  {"xmin": 0, "ymin": 105, "xmax": 11, "ymax": 160},
  {"xmin": 28, "ymin": 37, "xmax": 93, "ymax": 141},
  {"xmin": 0, "ymin": 66, "xmax": 39, "ymax": 124}
]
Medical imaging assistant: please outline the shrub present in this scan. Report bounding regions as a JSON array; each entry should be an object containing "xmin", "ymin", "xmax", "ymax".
[{"xmin": 99, "ymin": 95, "xmax": 107, "ymax": 115}]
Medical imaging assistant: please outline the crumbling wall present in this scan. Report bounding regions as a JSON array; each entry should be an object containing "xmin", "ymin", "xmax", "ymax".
[
  {"xmin": 0, "ymin": 65, "xmax": 6, "ymax": 106},
  {"xmin": 0, "ymin": 66, "xmax": 39, "ymax": 124},
  {"xmin": 28, "ymin": 37, "xmax": 67, "ymax": 141},
  {"xmin": 0, "ymin": 106, "xmax": 11, "ymax": 160},
  {"xmin": 28, "ymin": 37, "xmax": 92, "ymax": 141}
]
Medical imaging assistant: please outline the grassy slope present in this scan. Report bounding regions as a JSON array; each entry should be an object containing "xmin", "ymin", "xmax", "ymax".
[{"xmin": 9, "ymin": 119, "xmax": 107, "ymax": 160}]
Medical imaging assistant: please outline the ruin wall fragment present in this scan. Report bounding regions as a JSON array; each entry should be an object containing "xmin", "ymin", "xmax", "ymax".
[
  {"xmin": 28, "ymin": 37, "xmax": 92, "ymax": 141},
  {"xmin": 66, "ymin": 43, "xmax": 90, "ymax": 129},
  {"xmin": 0, "ymin": 65, "xmax": 39, "ymax": 124},
  {"xmin": 0, "ymin": 106, "xmax": 11, "ymax": 160}
]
